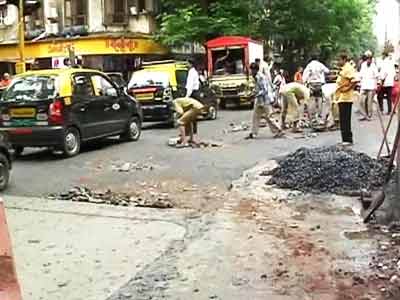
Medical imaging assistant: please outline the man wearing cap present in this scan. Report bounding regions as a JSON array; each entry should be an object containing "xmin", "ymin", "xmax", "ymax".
[{"xmin": 359, "ymin": 51, "xmax": 379, "ymax": 120}]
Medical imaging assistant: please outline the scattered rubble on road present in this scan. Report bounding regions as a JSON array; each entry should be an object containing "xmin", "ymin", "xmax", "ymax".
[
  {"xmin": 49, "ymin": 186, "xmax": 174, "ymax": 209},
  {"xmin": 264, "ymin": 146, "xmax": 388, "ymax": 195},
  {"xmin": 111, "ymin": 161, "xmax": 156, "ymax": 172},
  {"xmin": 168, "ymin": 138, "xmax": 223, "ymax": 149},
  {"xmin": 223, "ymin": 122, "xmax": 250, "ymax": 134},
  {"xmin": 361, "ymin": 223, "xmax": 400, "ymax": 298}
]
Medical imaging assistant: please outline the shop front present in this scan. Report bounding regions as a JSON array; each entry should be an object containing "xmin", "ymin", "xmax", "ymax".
[{"xmin": 0, "ymin": 34, "xmax": 168, "ymax": 79}]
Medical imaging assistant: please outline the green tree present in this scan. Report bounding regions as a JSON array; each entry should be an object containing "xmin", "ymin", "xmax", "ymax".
[
  {"xmin": 263, "ymin": 0, "xmax": 377, "ymax": 70},
  {"xmin": 156, "ymin": 0, "xmax": 377, "ymax": 69}
]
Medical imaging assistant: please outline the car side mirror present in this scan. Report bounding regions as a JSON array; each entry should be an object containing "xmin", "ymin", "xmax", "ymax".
[
  {"xmin": 105, "ymin": 87, "xmax": 118, "ymax": 97},
  {"xmin": 120, "ymin": 86, "xmax": 127, "ymax": 94}
]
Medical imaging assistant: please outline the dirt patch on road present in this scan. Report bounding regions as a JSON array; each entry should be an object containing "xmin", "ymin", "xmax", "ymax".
[
  {"xmin": 52, "ymin": 179, "xmax": 228, "ymax": 213},
  {"xmin": 229, "ymin": 160, "xmax": 397, "ymax": 299}
]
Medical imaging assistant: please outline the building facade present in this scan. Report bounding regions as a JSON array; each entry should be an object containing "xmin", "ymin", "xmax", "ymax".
[{"xmin": 0, "ymin": 0, "xmax": 167, "ymax": 76}]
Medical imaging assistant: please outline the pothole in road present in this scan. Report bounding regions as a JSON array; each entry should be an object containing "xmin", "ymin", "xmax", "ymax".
[
  {"xmin": 48, "ymin": 181, "xmax": 229, "ymax": 212},
  {"xmin": 49, "ymin": 186, "xmax": 174, "ymax": 209}
]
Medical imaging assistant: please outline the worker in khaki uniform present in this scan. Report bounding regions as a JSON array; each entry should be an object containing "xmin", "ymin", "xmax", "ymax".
[
  {"xmin": 174, "ymin": 97, "xmax": 205, "ymax": 147},
  {"xmin": 280, "ymin": 82, "xmax": 310, "ymax": 132},
  {"xmin": 246, "ymin": 63, "xmax": 283, "ymax": 139},
  {"xmin": 335, "ymin": 53, "xmax": 358, "ymax": 145},
  {"xmin": 322, "ymin": 83, "xmax": 340, "ymax": 130}
]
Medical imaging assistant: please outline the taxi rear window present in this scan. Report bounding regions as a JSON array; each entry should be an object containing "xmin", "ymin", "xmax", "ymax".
[{"xmin": 2, "ymin": 76, "xmax": 59, "ymax": 102}]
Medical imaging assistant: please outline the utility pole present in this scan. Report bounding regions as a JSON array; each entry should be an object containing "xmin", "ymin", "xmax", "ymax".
[{"xmin": 16, "ymin": 0, "xmax": 25, "ymax": 74}]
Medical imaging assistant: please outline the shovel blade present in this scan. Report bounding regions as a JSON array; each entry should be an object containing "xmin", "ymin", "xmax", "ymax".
[{"xmin": 362, "ymin": 190, "xmax": 386, "ymax": 223}]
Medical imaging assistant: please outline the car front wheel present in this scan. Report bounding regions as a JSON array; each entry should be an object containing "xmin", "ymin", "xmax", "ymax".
[
  {"xmin": 62, "ymin": 127, "xmax": 81, "ymax": 157},
  {"xmin": 13, "ymin": 146, "xmax": 24, "ymax": 157},
  {"xmin": 0, "ymin": 152, "xmax": 10, "ymax": 191},
  {"xmin": 121, "ymin": 117, "xmax": 141, "ymax": 141}
]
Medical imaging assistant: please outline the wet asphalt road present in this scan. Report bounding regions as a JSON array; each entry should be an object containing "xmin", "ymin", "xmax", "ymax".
[
  {"xmin": 5, "ymin": 108, "xmax": 398, "ymax": 300},
  {"xmin": 2, "ymin": 108, "xmax": 393, "ymax": 197}
]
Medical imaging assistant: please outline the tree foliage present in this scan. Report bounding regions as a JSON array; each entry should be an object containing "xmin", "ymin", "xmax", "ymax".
[{"xmin": 156, "ymin": 0, "xmax": 377, "ymax": 66}]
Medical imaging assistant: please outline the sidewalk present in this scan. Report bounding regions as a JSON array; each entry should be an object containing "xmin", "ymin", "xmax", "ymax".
[{"xmin": 4, "ymin": 196, "xmax": 187, "ymax": 300}]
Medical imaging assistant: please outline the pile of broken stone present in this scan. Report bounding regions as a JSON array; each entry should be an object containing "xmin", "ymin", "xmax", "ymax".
[{"xmin": 264, "ymin": 146, "xmax": 388, "ymax": 195}]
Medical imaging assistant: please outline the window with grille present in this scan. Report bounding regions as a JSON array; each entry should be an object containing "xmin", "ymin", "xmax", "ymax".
[
  {"xmin": 137, "ymin": 0, "xmax": 145, "ymax": 12},
  {"xmin": 29, "ymin": 6, "xmax": 44, "ymax": 29},
  {"xmin": 65, "ymin": 0, "xmax": 88, "ymax": 26},
  {"xmin": 104, "ymin": 0, "xmax": 128, "ymax": 25},
  {"xmin": 0, "ymin": 5, "xmax": 7, "ymax": 26}
]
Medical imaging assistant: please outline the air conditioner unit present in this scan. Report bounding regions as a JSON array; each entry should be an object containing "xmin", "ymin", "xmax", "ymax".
[
  {"xmin": 4, "ymin": 4, "xmax": 17, "ymax": 26},
  {"xmin": 47, "ymin": 7, "xmax": 58, "ymax": 21},
  {"xmin": 129, "ymin": 6, "xmax": 137, "ymax": 15}
]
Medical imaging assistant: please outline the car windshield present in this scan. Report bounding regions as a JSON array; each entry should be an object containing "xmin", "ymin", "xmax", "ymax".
[
  {"xmin": 108, "ymin": 74, "xmax": 126, "ymax": 87},
  {"xmin": 2, "ymin": 75, "xmax": 58, "ymax": 102},
  {"xmin": 128, "ymin": 71, "xmax": 170, "ymax": 89}
]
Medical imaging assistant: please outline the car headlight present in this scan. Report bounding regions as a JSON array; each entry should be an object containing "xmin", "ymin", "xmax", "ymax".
[{"xmin": 238, "ymin": 84, "xmax": 247, "ymax": 93}]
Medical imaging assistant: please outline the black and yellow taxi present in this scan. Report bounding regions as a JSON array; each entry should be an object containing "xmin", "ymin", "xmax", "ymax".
[
  {"xmin": 128, "ymin": 60, "xmax": 218, "ymax": 127},
  {"xmin": 0, "ymin": 68, "xmax": 142, "ymax": 157}
]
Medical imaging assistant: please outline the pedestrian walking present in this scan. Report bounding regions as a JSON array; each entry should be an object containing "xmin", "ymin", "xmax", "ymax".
[
  {"xmin": 303, "ymin": 55, "xmax": 330, "ymax": 123},
  {"xmin": 246, "ymin": 63, "xmax": 283, "ymax": 139},
  {"xmin": 359, "ymin": 50, "xmax": 379, "ymax": 120},
  {"xmin": 378, "ymin": 51, "xmax": 396, "ymax": 114},
  {"xmin": 294, "ymin": 67, "xmax": 304, "ymax": 83},
  {"xmin": 392, "ymin": 69, "xmax": 400, "ymax": 109},
  {"xmin": 185, "ymin": 59, "xmax": 200, "ymax": 100},
  {"xmin": 335, "ymin": 52, "xmax": 358, "ymax": 146},
  {"xmin": 255, "ymin": 58, "xmax": 274, "ymax": 101},
  {"xmin": 280, "ymin": 82, "xmax": 310, "ymax": 132}
]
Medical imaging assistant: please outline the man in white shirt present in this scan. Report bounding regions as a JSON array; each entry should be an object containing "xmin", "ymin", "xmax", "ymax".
[
  {"xmin": 359, "ymin": 51, "xmax": 379, "ymax": 120},
  {"xmin": 303, "ymin": 55, "xmax": 330, "ymax": 123},
  {"xmin": 378, "ymin": 52, "xmax": 396, "ymax": 114},
  {"xmin": 186, "ymin": 59, "xmax": 200, "ymax": 99}
]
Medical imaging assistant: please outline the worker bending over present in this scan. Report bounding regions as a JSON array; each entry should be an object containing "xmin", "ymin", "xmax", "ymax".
[
  {"xmin": 174, "ymin": 97, "xmax": 205, "ymax": 147},
  {"xmin": 280, "ymin": 82, "xmax": 310, "ymax": 132}
]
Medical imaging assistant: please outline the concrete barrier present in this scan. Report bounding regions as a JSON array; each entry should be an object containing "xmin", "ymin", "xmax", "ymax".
[{"xmin": 0, "ymin": 198, "xmax": 22, "ymax": 300}]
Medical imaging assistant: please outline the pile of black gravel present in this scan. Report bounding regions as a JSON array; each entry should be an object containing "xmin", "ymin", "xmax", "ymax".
[{"xmin": 264, "ymin": 146, "xmax": 388, "ymax": 194}]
